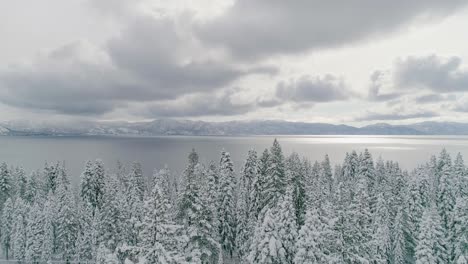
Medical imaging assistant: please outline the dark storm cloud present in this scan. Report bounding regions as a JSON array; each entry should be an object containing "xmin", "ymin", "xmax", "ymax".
[
  {"xmin": 395, "ymin": 55, "xmax": 468, "ymax": 92},
  {"xmin": 0, "ymin": 16, "xmax": 277, "ymax": 116},
  {"xmin": 368, "ymin": 71, "xmax": 402, "ymax": 102},
  {"xmin": 196, "ymin": 0, "xmax": 467, "ymax": 60},
  {"xmin": 276, "ymin": 75, "xmax": 353, "ymax": 103},
  {"xmin": 355, "ymin": 110, "xmax": 439, "ymax": 122}
]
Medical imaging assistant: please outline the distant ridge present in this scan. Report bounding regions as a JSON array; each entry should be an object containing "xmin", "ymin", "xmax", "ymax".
[{"xmin": 1, "ymin": 119, "xmax": 468, "ymax": 136}]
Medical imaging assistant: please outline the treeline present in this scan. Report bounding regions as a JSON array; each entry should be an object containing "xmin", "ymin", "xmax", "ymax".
[{"xmin": 0, "ymin": 139, "xmax": 467, "ymax": 263}]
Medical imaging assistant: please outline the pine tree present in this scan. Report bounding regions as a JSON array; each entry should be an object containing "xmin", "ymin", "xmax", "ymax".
[
  {"xmin": 98, "ymin": 175, "xmax": 123, "ymax": 252},
  {"xmin": 80, "ymin": 160, "xmax": 97, "ymax": 208},
  {"xmin": 24, "ymin": 171, "xmax": 40, "ymax": 203},
  {"xmin": 415, "ymin": 206, "xmax": 447, "ymax": 264},
  {"xmin": 453, "ymin": 197, "xmax": 468, "ymax": 264},
  {"xmin": 320, "ymin": 154, "xmax": 333, "ymax": 200},
  {"xmin": 287, "ymin": 152, "xmax": 306, "ymax": 227},
  {"xmin": 25, "ymin": 202, "xmax": 46, "ymax": 262},
  {"xmin": 437, "ymin": 152, "xmax": 456, "ymax": 261},
  {"xmin": 275, "ymin": 188, "xmax": 298, "ymax": 263},
  {"xmin": 218, "ymin": 150, "xmax": 237, "ymax": 258},
  {"xmin": 0, "ymin": 198, "xmax": 14, "ymax": 260},
  {"xmin": 13, "ymin": 166, "xmax": 27, "ymax": 200},
  {"xmin": 128, "ymin": 162, "xmax": 145, "ymax": 201},
  {"xmin": 454, "ymin": 153, "xmax": 466, "ymax": 197},
  {"xmin": 247, "ymin": 209, "xmax": 282, "ymax": 264},
  {"xmin": 236, "ymin": 149, "xmax": 258, "ymax": 261},
  {"xmin": 12, "ymin": 197, "xmax": 28, "ymax": 261},
  {"xmin": 139, "ymin": 182, "xmax": 185, "ymax": 263},
  {"xmin": 372, "ymin": 192, "xmax": 391, "ymax": 263},
  {"xmin": 294, "ymin": 209, "xmax": 329, "ymax": 263},
  {"xmin": 0, "ymin": 162, "xmax": 12, "ymax": 209},
  {"xmin": 263, "ymin": 139, "xmax": 286, "ymax": 210},
  {"xmin": 75, "ymin": 203, "xmax": 98, "ymax": 263},
  {"xmin": 41, "ymin": 192, "xmax": 57, "ymax": 262},
  {"xmin": 94, "ymin": 159, "xmax": 106, "ymax": 211},
  {"xmin": 56, "ymin": 181, "xmax": 79, "ymax": 261}
]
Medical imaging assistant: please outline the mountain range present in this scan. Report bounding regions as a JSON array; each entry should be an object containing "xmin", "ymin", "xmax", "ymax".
[{"xmin": 1, "ymin": 119, "xmax": 468, "ymax": 136}]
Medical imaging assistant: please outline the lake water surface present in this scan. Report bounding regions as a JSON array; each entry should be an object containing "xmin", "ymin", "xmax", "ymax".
[{"xmin": 1, "ymin": 135, "xmax": 467, "ymax": 183}]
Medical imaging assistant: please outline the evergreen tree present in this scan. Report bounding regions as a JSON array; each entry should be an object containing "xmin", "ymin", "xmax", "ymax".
[
  {"xmin": 98, "ymin": 175, "xmax": 123, "ymax": 252},
  {"xmin": 41, "ymin": 192, "xmax": 57, "ymax": 262},
  {"xmin": 12, "ymin": 198, "xmax": 28, "ymax": 261},
  {"xmin": 259, "ymin": 139, "xmax": 287, "ymax": 216},
  {"xmin": 275, "ymin": 188, "xmax": 298, "ymax": 264},
  {"xmin": 236, "ymin": 149, "xmax": 258, "ymax": 261},
  {"xmin": 372, "ymin": 192, "xmax": 391, "ymax": 263},
  {"xmin": 415, "ymin": 206, "xmax": 447, "ymax": 264},
  {"xmin": 0, "ymin": 198, "xmax": 15, "ymax": 260},
  {"xmin": 294, "ymin": 209, "xmax": 329, "ymax": 264},
  {"xmin": 25, "ymin": 202, "xmax": 46, "ymax": 262},
  {"xmin": 56, "ymin": 181, "xmax": 79, "ymax": 261},
  {"xmin": 453, "ymin": 197, "xmax": 468, "ymax": 264},
  {"xmin": 0, "ymin": 162, "xmax": 11, "ymax": 209},
  {"xmin": 75, "ymin": 203, "xmax": 98, "ymax": 263},
  {"xmin": 247, "ymin": 209, "xmax": 282, "ymax": 264},
  {"xmin": 128, "ymin": 162, "xmax": 145, "ymax": 201},
  {"xmin": 287, "ymin": 152, "xmax": 306, "ymax": 227},
  {"xmin": 139, "ymin": 182, "xmax": 185, "ymax": 263},
  {"xmin": 218, "ymin": 151, "xmax": 237, "ymax": 258}
]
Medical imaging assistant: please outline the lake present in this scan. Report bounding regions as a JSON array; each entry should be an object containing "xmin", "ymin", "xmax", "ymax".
[{"xmin": 1, "ymin": 135, "xmax": 468, "ymax": 183}]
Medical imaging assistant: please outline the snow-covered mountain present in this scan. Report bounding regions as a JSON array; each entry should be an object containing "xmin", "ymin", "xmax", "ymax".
[{"xmin": 1, "ymin": 119, "xmax": 468, "ymax": 136}]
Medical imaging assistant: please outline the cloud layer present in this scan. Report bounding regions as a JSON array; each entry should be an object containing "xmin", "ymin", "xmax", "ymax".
[{"xmin": 1, "ymin": 0, "xmax": 468, "ymax": 122}]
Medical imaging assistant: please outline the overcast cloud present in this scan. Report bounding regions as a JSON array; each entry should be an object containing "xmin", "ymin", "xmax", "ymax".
[{"xmin": 1, "ymin": 0, "xmax": 468, "ymax": 123}]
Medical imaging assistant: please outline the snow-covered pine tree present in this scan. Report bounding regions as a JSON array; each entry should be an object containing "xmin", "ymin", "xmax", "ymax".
[
  {"xmin": 256, "ymin": 148, "xmax": 270, "ymax": 215},
  {"xmin": 393, "ymin": 207, "xmax": 409, "ymax": 264},
  {"xmin": 247, "ymin": 208, "xmax": 282, "ymax": 264},
  {"xmin": 41, "ymin": 192, "xmax": 57, "ymax": 262},
  {"xmin": 177, "ymin": 149, "xmax": 200, "ymax": 225},
  {"xmin": 12, "ymin": 197, "xmax": 28, "ymax": 261},
  {"xmin": 75, "ymin": 203, "xmax": 97, "ymax": 263},
  {"xmin": 204, "ymin": 161, "xmax": 220, "ymax": 229},
  {"xmin": 453, "ymin": 196, "xmax": 468, "ymax": 264},
  {"xmin": 275, "ymin": 187, "xmax": 298, "ymax": 264},
  {"xmin": 415, "ymin": 206, "xmax": 448, "ymax": 264},
  {"xmin": 128, "ymin": 162, "xmax": 145, "ymax": 201},
  {"xmin": 287, "ymin": 152, "xmax": 306, "ymax": 227},
  {"xmin": 372, "ymin": 192, "xmax": 392, "ymax": 263},
  {"xmin": 259, "ymin": 139, "xmax": 287, "ymax": 217},
  {"xmin": 437, "ymin": 151, "xmax": 456, "ymax": 261},
  {"xmin": 98, "ymin": 175, "xmax": 123, "ymax": 253},
  {"xmin": 320, "ymin": 154, "xmax": 333, "ymax": 201},
  {"xmin": 124, "ymin": 163, "xmax": 145, "ymax": 246},
  {"xmin": 139, "ymin": 181, "xmax": 185, "ymax": 263},
  {"xmin": 13, "ymin": 166, "xmax": 27, "ymax": 200},
  {"xmin": 0, "ymin": 162, "xmax": 11, "ymax": 209},
  {"xmin": 93, "ymin": 159, "xmax": 106, "ymax": 211},
  {"xmin": 454, "ymin": 153, "xmax": 466, "ymax": 197},
  {"xmin": 0, "ymin": 197, "xmax": 15, "ymax": 260},
  {"xmin": 236, "ymin": 149, "xmax": 258, "ymax": 261},
  {"xmin": 359, "ymin": 149, "xmax": 376, "ymax": 214},
  {"xmin": 80, "ymin": 160, "xmax": 96, "ymax": 209},
  {"xmin": 25, "ymin": 202, "xmax": 46, "ymax": 262},
  {"xmin": 218, "ymin": 150, "xmax": 237, "ymax": 259},
  {"xmin": 24, "ymin": 171, "xmax": 40, "ymax": 203},
  {"xmin": 294, "ymin": 209, "xmax": 329, "ymax": 263},
  {"xmin": 55, "ymin": 180, "xmax": 79, "ymax": 262},
  {"xmin": 153, "ymin": 165, "xmax": 175, "ymax": 205}
]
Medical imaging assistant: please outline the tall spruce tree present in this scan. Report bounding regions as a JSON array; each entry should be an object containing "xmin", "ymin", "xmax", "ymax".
[{"xmin": 218, "ymin": 151, "xmax": 237, "ymax": 258}]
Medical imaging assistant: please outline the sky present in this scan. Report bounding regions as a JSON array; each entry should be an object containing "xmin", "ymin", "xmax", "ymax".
[{"xmin": 1, "ymin": 0, "xmax": 468, "ymax": 126}]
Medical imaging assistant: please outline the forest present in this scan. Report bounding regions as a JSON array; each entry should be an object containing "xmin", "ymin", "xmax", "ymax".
[{"xmin": 0, "ymin": 139, "xmax": 467, "ymax": 263}]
